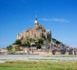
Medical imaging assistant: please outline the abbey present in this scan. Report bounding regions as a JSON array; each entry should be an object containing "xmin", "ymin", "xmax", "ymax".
[{"xmin": 17, "ymin": 18, "xmax": 51, "ymax": 42}]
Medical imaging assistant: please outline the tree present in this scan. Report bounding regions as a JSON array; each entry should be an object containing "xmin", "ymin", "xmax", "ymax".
[
  {"xmin": 56, "ymin": 41, "xmax": 61, "ymax": 44},
  {"xmin": 42, "ymin": 35, "xmax": 46, "ymax": 40},
  {"xmin": 7, "ymin": 45, "xmax": 13, "ymax": 52},
  {"xmin": 21, "ymin": 41, "xmax": 30, "ymax": 47},
  {"xmin": 13, "ymin": 40, "xmax": 21, "ymax": 45},
  {"xmin": 21, "ymin": 43, "xmax": 27, "ymax": 47},
  {"xmin": 38, "ymin": 38, "xmax": 43, "ymax": 44},
  {"xmin": 26, "ymin": 41, "xmax": 31, "ymax": 47}
]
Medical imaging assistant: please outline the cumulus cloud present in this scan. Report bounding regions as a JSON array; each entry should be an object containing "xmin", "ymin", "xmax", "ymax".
[{"xmin": 41, "ymin": 18, "xmax": 69, "ymax": 23}]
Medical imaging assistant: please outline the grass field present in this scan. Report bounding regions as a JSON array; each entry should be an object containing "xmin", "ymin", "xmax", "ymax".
[{"xmin": 0, "ymin": 61, "xmax": 77, "ymax": 70}]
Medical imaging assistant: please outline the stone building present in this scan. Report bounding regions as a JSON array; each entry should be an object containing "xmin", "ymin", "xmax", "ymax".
[{"xmin": 17, "ymin": 18, "xmax": 51, "ymax": 41}]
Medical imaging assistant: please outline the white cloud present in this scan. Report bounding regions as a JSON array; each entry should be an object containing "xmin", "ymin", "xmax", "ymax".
[
  {"xmin": 41, "ymin": 18, "xmax": 69, "ymax": 23},
  {"xmin": 53, "ymin": 18, "xmax": 69, "ymax": 22},
  {"xmin": 42, "ymin": 18, "xmax": 52, "ymax": 21}
]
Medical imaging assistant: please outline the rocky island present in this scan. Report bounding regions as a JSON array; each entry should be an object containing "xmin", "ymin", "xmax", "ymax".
[{"xmin": 0, "ymin": 18, "xmax": 77, "ymax": 55}]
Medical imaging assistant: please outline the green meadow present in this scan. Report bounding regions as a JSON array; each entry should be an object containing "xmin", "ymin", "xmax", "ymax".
[{"xmin": 0, "ymin": 61, "xmax": 77, "ymax": 70}]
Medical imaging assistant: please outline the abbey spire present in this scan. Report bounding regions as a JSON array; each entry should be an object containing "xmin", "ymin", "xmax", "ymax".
[{"xmin": 34, "ymin": 17, "xmax": 39, "ymax": 25}]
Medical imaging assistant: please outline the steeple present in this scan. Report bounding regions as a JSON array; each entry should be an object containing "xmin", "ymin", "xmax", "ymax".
[{"xmin": 34, "ymin": 17, "xmax": 39, "ymax": 25}]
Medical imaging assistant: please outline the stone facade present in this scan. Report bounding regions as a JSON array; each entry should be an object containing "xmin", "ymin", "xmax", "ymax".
[{"xmin": 17, "ymin": 18, "xmax": 51, "ymax": 40}]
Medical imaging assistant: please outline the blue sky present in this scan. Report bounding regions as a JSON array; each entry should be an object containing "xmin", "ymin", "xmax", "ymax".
[{"xmin": 0, "ymin": 0, "xmax": 77, "ymax": 48}]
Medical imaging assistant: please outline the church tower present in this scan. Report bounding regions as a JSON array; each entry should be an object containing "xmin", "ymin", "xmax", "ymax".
[{"xmin": 34, "ymin": 18, "xmax": 39, "ymax": 25}]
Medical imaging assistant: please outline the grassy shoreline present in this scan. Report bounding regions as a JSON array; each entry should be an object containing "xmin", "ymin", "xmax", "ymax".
[{"xmin": 0, "ymin": 61, "xmax": 77, "ymax": 70}]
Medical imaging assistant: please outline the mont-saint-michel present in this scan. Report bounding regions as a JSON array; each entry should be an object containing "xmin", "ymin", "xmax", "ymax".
[
  {"xmin": 0, "ymin": 18, "xmax": 77, "ymax": 55},
  {"xmin": 0, "ymin": 0, "xmax": 77, "ymax": 70}
]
